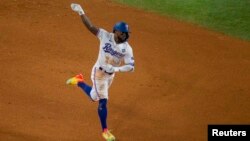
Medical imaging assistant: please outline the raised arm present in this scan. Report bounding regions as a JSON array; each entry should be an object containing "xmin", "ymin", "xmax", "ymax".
[{"xmin": 71, "ymin": 3, "xmax": 98, "ymax": 36}]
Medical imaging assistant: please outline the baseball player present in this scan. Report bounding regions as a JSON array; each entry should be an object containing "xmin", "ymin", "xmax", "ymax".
[{"xmin": 66, "ymin": 3, "xmax": 135, "ymax": 141}]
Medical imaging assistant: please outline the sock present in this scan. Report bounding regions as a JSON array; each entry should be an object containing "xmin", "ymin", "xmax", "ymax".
[
  {"xmin": 98, "ymin": 99, "xmax": 108, "ymax": 131},
  {"xmin": 77, "ymin": 82, "xmax": 92, "ymax": 98}
]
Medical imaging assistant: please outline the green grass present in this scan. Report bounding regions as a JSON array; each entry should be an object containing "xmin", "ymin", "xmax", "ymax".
[{"xmin": 114, "ymin": 0, "xmax": 250, "ymax": 40}]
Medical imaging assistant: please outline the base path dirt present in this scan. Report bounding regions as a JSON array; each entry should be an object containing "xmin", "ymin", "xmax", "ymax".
[{"xmin": 0, "ymin": 0, "xmax": 250, "ymax": 141}]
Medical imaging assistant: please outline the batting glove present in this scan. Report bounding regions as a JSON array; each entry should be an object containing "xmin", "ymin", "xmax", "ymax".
[
  {"xmin": 101, "ymin": 64, "xmax": 115, "ymax": 74},
  {"xmin": 71, "ymin": 3, "xmax": 85, "ymax": 15}
]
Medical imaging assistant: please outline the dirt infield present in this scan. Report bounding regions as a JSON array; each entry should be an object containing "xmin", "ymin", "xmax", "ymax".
[{"xmin": 0, "ymin": 0, "xmax": 250, "ymax": 141}]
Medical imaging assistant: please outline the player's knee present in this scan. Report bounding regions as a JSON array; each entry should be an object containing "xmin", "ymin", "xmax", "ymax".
[{"xmin": 98, "ymin": 99, "xmax": 107, "ymax": 110}]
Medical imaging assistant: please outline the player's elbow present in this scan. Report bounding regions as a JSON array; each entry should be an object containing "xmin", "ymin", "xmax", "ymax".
[
  {"xmin": 129, "ymin": 66, "xmax": 135, "ymax": 72},
  {"xmin": 123, "ymin": 63, "xmax": 134, "ymax": 72}
]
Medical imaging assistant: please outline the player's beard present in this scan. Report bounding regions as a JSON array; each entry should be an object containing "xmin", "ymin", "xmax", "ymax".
[
  {"xmin": 118, "ymin": 36, "xmax": 126, "ymax": 43},
  {"xmin": 118, "ymin": 33, "xmax": 128, "ymax": 43}
]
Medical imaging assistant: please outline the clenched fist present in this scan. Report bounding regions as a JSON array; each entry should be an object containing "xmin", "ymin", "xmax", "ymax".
[{"xmin": 71, "ymin": 3, "xmax": 85, "ymax": 15}]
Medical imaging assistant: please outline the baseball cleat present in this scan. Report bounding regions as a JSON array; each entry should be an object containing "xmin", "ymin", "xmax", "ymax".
[
  {"xmin": 66, "ymin": 74, "xmax": 84, "ymax": 85},
  {"xmin": 102, "ymin": 130, "xmax": 115, "ymax": 141}
]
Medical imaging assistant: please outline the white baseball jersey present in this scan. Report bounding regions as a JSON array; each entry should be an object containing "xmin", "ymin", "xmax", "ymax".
[
  {"xmin": 89, "ymin": 28, "xmax": 134, "ymax": 101},
  {"xmin": 94, "ymin": 28, "xmax": 134, "ymax": 68}
]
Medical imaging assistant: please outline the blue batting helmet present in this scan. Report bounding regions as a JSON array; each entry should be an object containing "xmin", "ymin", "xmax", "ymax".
[{"xmin": 113, "ymin": 21, "xmax": 130, "ymax": 33}]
